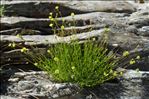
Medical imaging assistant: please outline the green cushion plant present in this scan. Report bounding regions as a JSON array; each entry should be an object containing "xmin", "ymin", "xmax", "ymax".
[{"xmin": 31, "ymin": 40, "xmax": 121, "ymax": 87}]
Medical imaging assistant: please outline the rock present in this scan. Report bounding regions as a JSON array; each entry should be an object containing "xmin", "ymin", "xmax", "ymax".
[
  {"xmin": 1, "ymin": 1, "xmax": 136, "ymax": 18},
  {"xmin": 0, "ymin": 96, "xmax": 21, "ymax": 99},
  {"xmin": 0, "ymin": 28, "xmax": 49, "ymax": 35},
  {"xmin": 0, "ymin": 12, "xmax": 127, "ymax": 30},
  {"xmin": 0, "ymin": 25, "xmax": 102, "ymax": 36},
  {"xmin": 3, "ymin": 69, "xmax": 149, "ymax": 99},
  {"xmin": 137, "ymin": 26, "xmax": 149, "ymax": 36},
  {"xmin": 73, "ymin": 69, "xmax": 149, "ymax": 99},
  {"xmin": 0, "ymin": 29, "xmax": 105, "ymax": 45},
  {"xmin": 6, "ymin": 71, "xmax": 79, "ymax": 99},
  {"xmin": 126, "ymin": 1, "xmax": 149, "ymax": 10},
  {"xmin": 0, "ymin": 17, "xmax": 50, "ymax": 30},
  {"xmin": 106, "ymin": 32, "xmax": 149, "ymax": 50},
  {"xmin": 128, "ymin": 9, "xmax": 149, "ymax": 27},
  {"xmin": 0, "ymin": 11, "xmax": 132, "ymax": 37},
  {"xmin": 1, "ymin": 1, "xmax": 87, "ymax": 18},
  {"xmin": 119, "ymin": 69, "xmax": 149, "ymax": 99},
  {"xmin": 66, "ymin": 1, "xmax": 136, "ymax": 13}
]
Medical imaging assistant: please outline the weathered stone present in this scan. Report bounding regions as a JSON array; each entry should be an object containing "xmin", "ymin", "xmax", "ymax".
[
  {"xmin": 128, "ymin": 9, "xmax": 149, "ymax": 27},
  {"xmin": 0, "ymin": 12, "xmax": 127, "ymax": 30},
  {"xmin": 137, "ymin": 26, "xmax": 149, "ymax": 36},
  {"xmin": 0, "ymin": 29, "xmax": 105, "ymax": 45},
  {"xmin": 0, "ymin": 17, "xmax": 50, "ymax": 30},
  {"xmin": 0, "ymin": 96, "xmax": 21, "ymax": 99},
  {"xmin": 0, "ymin": 28, "xmax": 48, "ymax": 35},
  {"xmin": 1, "ymin": 1, "xmax": 136, "ymax": 18},
  {"xmin": 6, "ymin": 71, "xmax": 79, "ymax": 99},
  {"xmin": 2, "ymin": 69, "xmax": 149, "ymax": 99}
]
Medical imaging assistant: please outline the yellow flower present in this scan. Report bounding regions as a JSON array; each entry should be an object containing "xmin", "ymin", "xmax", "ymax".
[
  {"xmin": 120, "ymin": 72, "xmax": 123, "ymax": 76},
  {"xmin": 8, "ymin": 42, "xmax": 16, "ymax": 48},
  {"xmin": 49, "ymin": 16, "xmax": 52, "ymax": 19},
  {"xmin": 110, "ymin": 69, "xmax": 113, "ymax": 73},
  {"xmin": 34, "ymin": 63, "xmax": 38, "ymax": 66},
  {"xmin": 61, "ymin": 25, "xmax": 65, "ymax": 30},
  {"xmin": 54, "ymin": 69, "xmax": 59, "ymax": 74},
  {"xmin": 92, "ymin": 38, "xmax": 96, "ymax": 41},
  {"xmin": 12, "ymin": 42, "xmax": 16, "ymax": 48},
  {"xmin": 8, "ymin": 43, "xmax": 12, "ymax": 47},
  {"xmin": 71, "ymin": 12, "xmax": 75, "ymax": 17},
  {"xmin": 49, "ymin": 23, "xmax": 53, "ymax": 27},
  {"xmin": 104, "ymin": 27, "xmax": 110, "ymax": 32},
  {"xmin": 50, "ymin": 18, "xmax": 54, "ymax": 21},
  {"xmin": 47, "ymin": 49, "xmax": 51, "ymax": 54},
  {"xmin": 123, "ymin": 51, "xmax": 129, "ymax": 57},
  {"xmin": 21, "ymin": 47, "xmax": 28, "ymax": 53},
  {"xmin": 104, "ymin": 72, "xmax": 108, "ymax": 76},
  {"xmin": 54, "ymin": 57, "xmax": 59, "ymax": 62},
  {"xmin": 113, "ymin": 71, "xmax": 117, "ymax": 76},
  {"xmin": 129, "ymin": 59, "xmax": 136, "ymax": 65},
  {"xmin": 136, "ymin": 55, "xmax": 140, "ymax": 59},
  {"xmin": 16, "ymin": 34, "xmax": 22, "ymax": 38},
  {"xmin": 49, "ymin": 16, "xmax": 54, "ymax": 21},
  {"xmin": 55, "ymin": 6, "xmax": 59, "ymax": 10},
  {"xmin": 71, "ymin": 66, "xmax": 75, "ymax": 70},
  {"xmin": 71, "ymin": 75, "xmax": 75, "ymax": 79},
  {"xmin": 49, "ymin": 12, "xmax": 53, "ymax": 16}
]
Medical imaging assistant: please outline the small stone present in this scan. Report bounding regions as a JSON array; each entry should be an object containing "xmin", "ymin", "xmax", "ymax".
[
  {"xmin": 138, "ymin": 26, "xmax": 149, "ymax": 36},
  {"xmin": 8, "ymin": 78, "xmax": 19, "ymax": 82}
]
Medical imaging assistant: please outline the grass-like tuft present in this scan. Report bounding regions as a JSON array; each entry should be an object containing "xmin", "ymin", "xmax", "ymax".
[
  {"xmin": 29, "ymin": 40, "xmax": 121, "ymax": 87},
  {"xmin": 0, "ymin": 5, "xmax": 5, "ymax": 17}
]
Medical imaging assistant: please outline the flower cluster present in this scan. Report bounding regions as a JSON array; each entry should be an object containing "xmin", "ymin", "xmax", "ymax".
[
  {"xmin": 8, "ymin": 42, "xmax": 16, "ymax": 48},
  {"xmin": 21, "ymin": 47, "xmax": 28, "ymax": 53}
]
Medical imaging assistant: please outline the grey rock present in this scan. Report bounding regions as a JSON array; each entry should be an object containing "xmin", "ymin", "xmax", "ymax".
[
  {"xmin": 0, "ymin": 95, "xmax": 24, "ymax": 99},
  {"xmin": 0, "ymin": 17, "xmax": 50, "ymax": 30},
  {"xmin": 73, "ymin": 69, "xmax": 149, "ymax": 99},
  {"xmin": 107, "ymin": 32, "xmax": 149, "ymax": 50},
  {"xmin": 137, "ymin": 26, "xmax": 149, "ymax": 36},
  {"xmin": 6, "ymin": 71, "xmax": 79, "ymax": 99},
  {"xmin": 126, "ymin": 25, "xmax": 138, "ymax": 33},
  {"xmin": 0, "ymin": 12, "xmax": 127, "ymax": 30},
  {"xmin": 3, "ymin": 69, "xmax": 149, "ymax": 99},
  {"xmin": 128, "ymin": 9, "xmax": 149, "ymax": 27},
  {"xmin": 0, "ymin": 29, "xmax": 105, "ymax": 45},
  {"xmin": 0, "ymin": 28, "xmax": 48, "ymax": 35},
  {"xmin": 2, "ymin": 27, "xmax": 148, "ymax": 50},
  {"xmin": 64, "ymin": 1, "xmax": 136, "ymax": 13},
  {"xmin": 1, "ymin": 1, "xmax": 136, "ymax": 18}
]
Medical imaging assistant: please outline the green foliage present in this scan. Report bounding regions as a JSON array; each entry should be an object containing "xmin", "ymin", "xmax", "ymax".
[
  {"xmin": 30, "ymin": 40, "xmax": 121, "ymax": 87},
  {"xmin": 0, "ymin": 5, "xmax": 5, "ymax": 17}
]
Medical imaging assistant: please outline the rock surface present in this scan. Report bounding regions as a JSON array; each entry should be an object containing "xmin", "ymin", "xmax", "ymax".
[
  {"xmin": 1, "ymin": 1, "xmax": 136, "ymax": 18},
  {"xmin": 0, "ymin": 0, "xmax": 149, "ymax": 99},
  {"xmin": 1, "ymin": 69, "xmax": 149, "ymax": 99}
]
